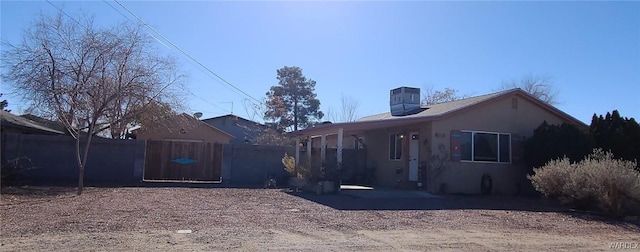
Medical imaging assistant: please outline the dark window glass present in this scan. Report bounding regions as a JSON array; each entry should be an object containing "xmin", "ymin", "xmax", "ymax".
[
  {"xmin": 389, "ymin": 134, "xmax": 396, "ymax": 160},
  {"xmin": 474, "ymin": 133, "xmax": 498, "ymax": 162},
  {"xmin": 395, "ymin": 135, "xmax": 403, "ymax": 160}
]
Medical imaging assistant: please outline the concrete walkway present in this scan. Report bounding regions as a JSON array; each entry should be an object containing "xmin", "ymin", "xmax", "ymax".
[{"xmin": 339, "ymin": 185, "xmax": 443, "ymax": 199}]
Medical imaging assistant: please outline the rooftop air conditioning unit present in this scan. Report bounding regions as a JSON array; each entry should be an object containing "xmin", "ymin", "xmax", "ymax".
[{"xmin": 390, "ymin": 87, "xmax": 421, "ymax": 116}]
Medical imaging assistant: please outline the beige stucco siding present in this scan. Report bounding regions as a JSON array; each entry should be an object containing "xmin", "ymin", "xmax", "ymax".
[
  {"xmin": 432, "ymin": 94, "xmax": 567, "ymax": 137},
  {"xmin": 430, "ymin": 94, "xmax": 573, "ymax": 194},
  {"xmin": 364, "ymin": 122, "xmax": 432, "ymax": 187}
]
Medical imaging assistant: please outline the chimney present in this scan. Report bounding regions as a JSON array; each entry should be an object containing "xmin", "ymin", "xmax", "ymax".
[{"xmin": 390, "ymin": 87, "xmax": 421, "ymax": 116}]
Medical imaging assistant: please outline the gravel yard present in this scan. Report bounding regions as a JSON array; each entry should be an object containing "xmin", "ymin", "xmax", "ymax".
[{"xmin": 1, "ymin": 186, "xmax": 639, "ymax": 251}]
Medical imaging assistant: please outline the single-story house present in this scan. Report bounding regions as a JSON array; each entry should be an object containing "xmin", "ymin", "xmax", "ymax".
[
  {"xmin": 134, "ymin": 113, "xmax": 234, "ymax": 144},
  {"xmin": 295, "ymin": 87, "xmax": 587, "ymax": 194},
  {"xmin": 201, "ymin": 114, "xmax": 270, "ymax": 144},
  {"xmin": 0, "ymin": 110, "xmax": 66, "ymax": 135}
]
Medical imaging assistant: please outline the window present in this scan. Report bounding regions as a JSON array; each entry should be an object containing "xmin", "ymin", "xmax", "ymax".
[
  {"xmin": 354, "ymin": 137, "xmax": 364, "ymax": 150},
  {"xmin": 460, "ymin": 131, "xmax": 510, "ymax": 163},
  {"xmin": 389, "ymin": 133, "xmax": 403, "ymax": 160}
]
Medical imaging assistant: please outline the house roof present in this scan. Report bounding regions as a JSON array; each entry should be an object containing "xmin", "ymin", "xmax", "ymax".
[
  {"xmin": 20, "ymin": 114, "xmax": 68, "ymax": 133},
  {"xmin": 0, "ymin": 110, "xmax": 66, "ymax": 135},
  {"xmin": 358, "ymin": 90, "xmax": 510, "ymax": 122},
  {"xmin": 182, "ymin": 113, "xmax": 236, "ymax": 139},
  {"xmin": 134, "ymin": 113, "xmax": 235, "ymax": 139},
  {"xmin": 296, "ymin": 88, "xmax": 587, "ymax": 137},
  {"xmin": 201, "ymin": 114, "xmax": 265, "ymax": 127}
]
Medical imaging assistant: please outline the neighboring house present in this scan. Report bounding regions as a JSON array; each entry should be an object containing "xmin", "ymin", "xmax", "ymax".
[
  {"xmin": 0, "ymin": 111, "xmax": 66, "ymax": 135},
  {"xmin": 134, "ymin": 113, "xmax": 234, "ymax": 144},
  {"xmin": 201, "ymin": 114, "xmax": 268, "ymax": 144},
  {"xmin": 20, "ymin": 114, "xmax": 69, "ymax": 134},
  {"xmin": 295, "ymin": 87, "xmax": 586, "ymax": 194}
]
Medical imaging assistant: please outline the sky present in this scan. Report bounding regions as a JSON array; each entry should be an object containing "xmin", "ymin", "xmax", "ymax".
[{"xmin": 1, "ymin": 1, "xmax": 639, "ymax": 125}]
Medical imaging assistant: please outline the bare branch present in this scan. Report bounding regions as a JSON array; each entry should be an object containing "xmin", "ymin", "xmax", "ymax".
[
  {"xmin": 327, "ymin": 94, "xmax": 360, "ymax": 122},
  {"xmin": 422, "ymin": 85, "xmax": 468, "ymax": 105},
  {"xmin": 500, "ymin": 74, "xmax": 559, "ymax": 105}
]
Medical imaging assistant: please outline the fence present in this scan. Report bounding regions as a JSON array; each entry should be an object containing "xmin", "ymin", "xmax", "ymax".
[
  {"xmin": 222, "ymin": 144, "xmax": 295, "ymax": 186},
  {"xmin": 1, "ymin": 133, "xmax": 145, "ymax": 184},
  {"xmin": 1, "ymin": 133, "xmax": 367, "ymax": 187},
  {"xmin": 222, "ymin": 145, "xmax": 367, "ymax": 186},
  {"xmin": 144, "ymin": 140, "xmax": 222, "ymax": 182}
]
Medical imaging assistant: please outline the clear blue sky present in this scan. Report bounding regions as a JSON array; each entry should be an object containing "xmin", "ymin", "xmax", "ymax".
[{"xmin": 1, "ymin": 1, "xmax": 639, "ymax": 125}]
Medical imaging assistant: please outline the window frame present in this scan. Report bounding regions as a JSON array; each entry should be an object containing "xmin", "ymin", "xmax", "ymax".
[
  {"xmin": 460, "ymin": 130, "xmax": 511, "ymax": 164},
  {"xmin": 389, "ymin": 133, "xmax": 403, "ymax": 161}
]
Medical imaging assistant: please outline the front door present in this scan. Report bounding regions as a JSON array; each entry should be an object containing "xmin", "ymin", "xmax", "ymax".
[{"xmin": 409, "ymin": 132, "xmax": 419, "ymax": 181}]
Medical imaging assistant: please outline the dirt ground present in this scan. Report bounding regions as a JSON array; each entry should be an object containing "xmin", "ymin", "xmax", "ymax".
[{"xmin": 1, "ymin": 186, "xmax": 639, "ymax": 251}]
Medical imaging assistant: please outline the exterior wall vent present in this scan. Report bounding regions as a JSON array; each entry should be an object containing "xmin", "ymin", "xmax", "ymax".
[{"xmin": 390, "ymin": 87, "xmax": 421, "ymax": 116}]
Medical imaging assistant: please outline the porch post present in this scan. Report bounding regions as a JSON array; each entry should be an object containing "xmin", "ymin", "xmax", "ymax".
[
  {"xmin": 307, "ymin": 136, "xmax": 312, "ymax": 169},
  {"xmin": 320, "ymin": 134, "xmax": 326, "ymax": 163},
  {"xmin": 337, "ymin": 128, "xmax": 343, "ymax": 170},
  {"xmin": 295, "ymin": 137, "xmax": 300, "ymax": 167}
]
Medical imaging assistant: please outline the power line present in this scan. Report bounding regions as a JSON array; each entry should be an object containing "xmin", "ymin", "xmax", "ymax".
[
  {"xmin": 44, "ymin": 1, "xmax": 230, "ymax": 116},
  {"xmin": 186, "ymin": 90, "xmax": 232, "ymax": 114},
  {"xmin": 48, "ymin": 0, "xmax": 259, "ymax": 115},
  {"xmin": 46, "ymin": 0, "xmax": 91, "ymax": 30},
  {"xmin": 101, "ymin": 0, "xmax": 171, "ymax": 50},
  {"xmin": 110, "ymin": 0, "xmax": 262, "ymax": 104}
]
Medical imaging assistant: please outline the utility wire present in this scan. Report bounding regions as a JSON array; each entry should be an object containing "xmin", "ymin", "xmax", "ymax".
[
  {"xmin": 46, "ymin": 0, "xmax": 91, "ymax": 30},
  {"xmin": 105, "ymin": 0, "xmax": 251, "ymax": 113},
  {"xmin": 102, "ymin": 0, "xmax": 171, "ymax": 49},
  {"xmin": 186, "ymin": 90, "xmax": 232, "ymax": 114},
  {"xmin": 46, "ymin": 0, "xmax": 231, "ymax": 116},
  {"xmin": 111, "ymin": 0, "xmax": 262, "ymax": 104}
]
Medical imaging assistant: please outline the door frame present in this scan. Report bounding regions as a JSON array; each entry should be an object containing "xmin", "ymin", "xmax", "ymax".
[{"xmin": 408, "ymin": 131, "xmax": 419, "ymax": 182}]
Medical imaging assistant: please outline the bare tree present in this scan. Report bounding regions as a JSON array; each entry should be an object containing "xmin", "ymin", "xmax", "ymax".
[
  {"xmin": 500, "ymin": 75, "xmax": 559, "ymax": 105},
  {"xmin": 327, "ymin": 94, "xmax": 360, "ymax": 122},
  {"xmin": 2, "ymin": 13, "xmax": 184, "ymax": 194},
  {"xmin": 422, "ymin": 85, "xmax": 468, "ymax": 105}
]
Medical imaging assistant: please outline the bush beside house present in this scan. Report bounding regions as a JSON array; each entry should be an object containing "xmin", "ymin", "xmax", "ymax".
[
  {"xmin": 527, "ymin": 110, "xmax": 640, "ymax": 216},
  {"xmin": 523, "ymin": 121, "xmax": 594, "ymax": 174},
  {"xmin": 529, "ymin": 149, "xmax": 640, "ymax": 216}
]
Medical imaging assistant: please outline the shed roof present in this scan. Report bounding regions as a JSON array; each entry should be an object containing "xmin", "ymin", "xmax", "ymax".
[{"xmin": 133, "ymin": 113, "xmax": 235, "ymax": 139}]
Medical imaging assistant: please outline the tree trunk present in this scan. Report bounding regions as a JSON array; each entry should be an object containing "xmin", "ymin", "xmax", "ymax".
[
  {"xmin": 293, "ymin": 98, "xmax": 298, "ymax": 131},
  {"xmin": 75, "ymin": 134, "xmax": 84, "ymax": 195},
  {"xmin": 76, "ymin": 125, "xmax": 95, "ymax": 195},
  {"xmin": 77, "ymin": 163, "xmax": 84, "ymax": 195}
]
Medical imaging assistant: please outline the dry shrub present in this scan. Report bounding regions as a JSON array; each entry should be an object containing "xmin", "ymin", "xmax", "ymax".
[
  {"xmin": 282, "ymin": 153, "xmax": 310, "ymax": 180},
  {"xmin": 282, "ymin": 153, "xmax": 296, "ymax": 176},
  {"xmin": 1, "ymin": 157, "xmax": 34, "ymax": 183},
  {"xmin": 528, "ymin": 149, "xmax": 640, "ymax": 216},
  {"xmin": 282, "ymin": 153, "xmax": 312, "ymax": 190}
]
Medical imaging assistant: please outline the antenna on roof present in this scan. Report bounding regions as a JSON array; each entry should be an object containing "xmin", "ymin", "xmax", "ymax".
[
  {"xmin": 221, "ymin": 102, "xmax": 233, "ymax": 115},
  {"xmin": 193, "ymin": 112, "xmax": 203, "ymax": 119}
]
